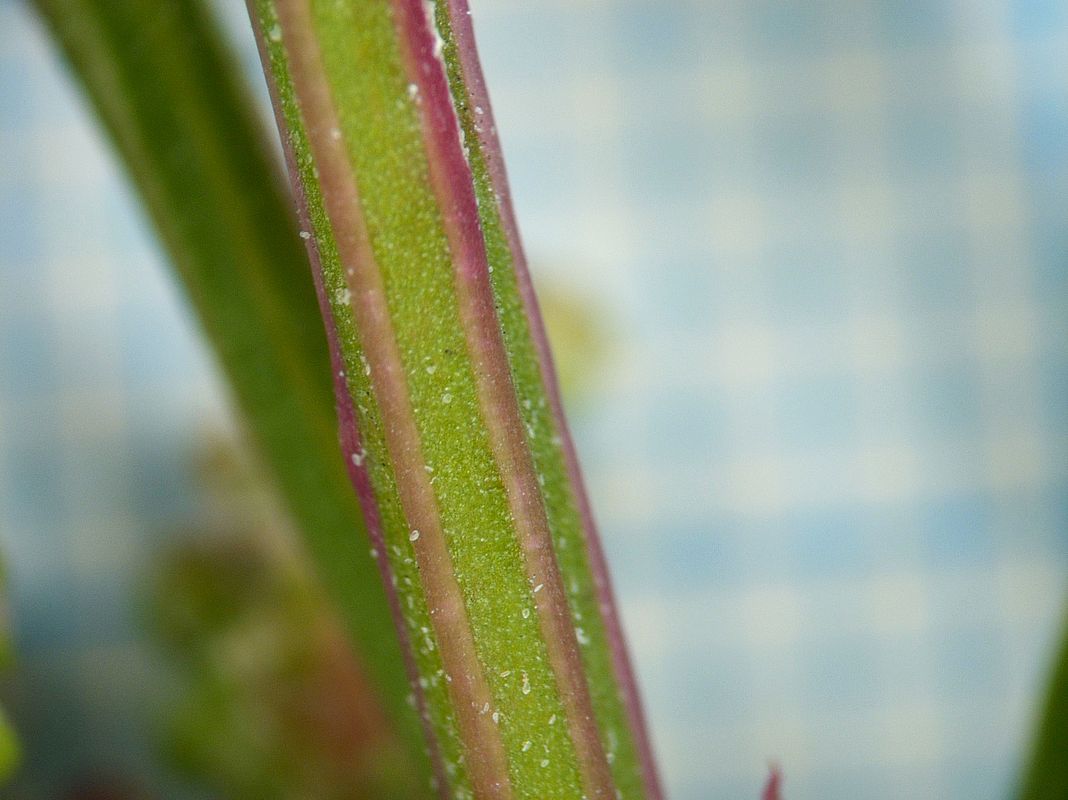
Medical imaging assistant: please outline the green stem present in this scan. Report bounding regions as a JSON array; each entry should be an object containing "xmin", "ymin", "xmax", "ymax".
[
  {"xmin": 249, "ymin": 1, "xmax": 661, "ymax": 797},
  {"xmin": 1019, "ymin": 604, "xmax": 1068, "ymax": 800}
]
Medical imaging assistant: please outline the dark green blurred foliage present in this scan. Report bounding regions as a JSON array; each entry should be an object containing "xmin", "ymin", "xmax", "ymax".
[
  {"xmin": 1019, "ymin": 606, "xmax": 1068, "ymax": 800},
  {"xmin": 31, "ymin": 1, "xmax": 428, "ymax": 787},
  {"xmin": 0, "ymin": 562, "xmax": 19, "ymax": 783},
  {"xmin": 146, "ymin": 442, "xmax": 417, "ymax": 800}
]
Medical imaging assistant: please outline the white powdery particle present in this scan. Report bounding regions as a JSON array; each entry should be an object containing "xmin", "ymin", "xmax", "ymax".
[
  {"xmin": 298, "ymin": 230, "xmax": 311, "ymax": 240},
  {"xmin": 422, "ymin": 0, "xmax": 445, "ymax": 57},
  {"xmin": 533, "ymin": 583, "xmax": 544, "ymax": 593},
  {"xmin": 442, "ymin": 392, "xmax": 453, "ymax": 404},
  {"xmin": 521, "ymin": 608, "xmax": 530, "ymax": 619},
  {"xmin": 409, "ymin": 530, "xmax": 421, "ymax": 542},
  {"xmin": 491, "ymin": 711, "xmax": 499, "ymax": 724},
  {"xmin": 521, "ymin": 741, "xmax": 532, "ymax": 752},
  {"xmin": 540, "ymin": 759, "xmax": 550, "ymax": 768},
  {"xmin": 548, "ymin": 714, "xmax": 556, "ymax": 726},
  {"xmin": 520, "ymin": 672, "xmax": 531, "ymax": 695}
]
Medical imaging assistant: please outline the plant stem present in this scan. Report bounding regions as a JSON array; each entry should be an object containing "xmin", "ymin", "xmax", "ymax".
[{"xmin": 248, "ymin": 1, "xmax": 662, "ymax": 797}]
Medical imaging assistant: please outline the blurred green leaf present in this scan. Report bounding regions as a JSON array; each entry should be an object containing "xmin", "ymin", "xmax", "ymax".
[
  {"xmin": 0, "ymin": 562, "xmax": 18, "ymax": 782},
  {"xmin": 32, "ymin": 0, "xmax": 428, "ymax": 793},
  {"xmin": 0, "ymin": 707, "xmax": 18, "ymax": 782},
  {"xmin": 1020, "ymin": 607, "xmax": 1068, "ymax": 800}
]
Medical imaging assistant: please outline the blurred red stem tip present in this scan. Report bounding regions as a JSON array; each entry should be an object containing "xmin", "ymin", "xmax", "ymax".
[{"xmin": 762, "ymin": 764, "xmax": 782, "ymax": 800}]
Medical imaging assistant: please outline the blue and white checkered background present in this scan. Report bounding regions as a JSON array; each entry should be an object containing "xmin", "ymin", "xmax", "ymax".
[{"xmin": 2, "ymin": 1, "xmax": 1067, "ymax": 798}]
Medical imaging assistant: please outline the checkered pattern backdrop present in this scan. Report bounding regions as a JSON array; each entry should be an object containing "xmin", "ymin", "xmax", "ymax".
[{"xmin": 2, "ymin": 0, "xmax": 1067, "ymax": 798}]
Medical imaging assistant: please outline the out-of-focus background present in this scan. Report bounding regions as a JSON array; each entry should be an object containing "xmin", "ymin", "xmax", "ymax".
[{"xmin": 2, "ymin": 0, "xmax": 1067, "ymax": 798}]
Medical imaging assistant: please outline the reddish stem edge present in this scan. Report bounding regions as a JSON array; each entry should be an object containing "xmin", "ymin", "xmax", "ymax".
[
  {"xmin": 393, "ymin": 1, "xmax": 615, "ymax": 797},
  {"xmin": 443, "ymin": 1, "xmax": 664, "ymax": 797},
  {"xmin": 762, "ymin": 765, "xmax": 782, "ymax": 800},
  {"xmin": 246, "ymin": 4, "xmax": 447, "ymax": 797}
]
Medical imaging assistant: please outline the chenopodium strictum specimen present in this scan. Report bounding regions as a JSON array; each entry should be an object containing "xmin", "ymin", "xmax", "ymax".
[{"xmin": 248, "ymin": 1, "xmax": 663, "ymax": 799}]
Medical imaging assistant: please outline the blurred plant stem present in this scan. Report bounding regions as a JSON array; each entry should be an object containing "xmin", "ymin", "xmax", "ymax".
[
  {"xmin": 248, "ymin": 1, "xmax": 660, "ymax": 796},
  {"xmin": 32, "ymin": 0, "xmax": 429, "ymax": 794}
]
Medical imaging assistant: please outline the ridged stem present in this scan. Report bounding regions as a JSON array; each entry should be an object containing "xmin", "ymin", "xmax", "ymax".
[{"xmin": 249, "ymin": 1, "xmax": 661, "ymax": 797}]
